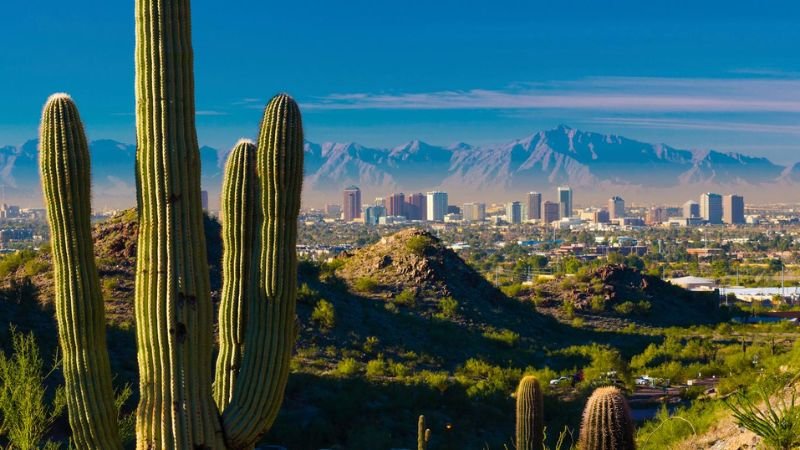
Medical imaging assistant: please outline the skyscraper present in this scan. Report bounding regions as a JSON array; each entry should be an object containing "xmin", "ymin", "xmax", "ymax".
[
  {"xmin": 683, "ymin": 200, "xmax": 700, "ymax": 219},
  {"xmin": 527, "ymin": 192, "xmax": 542, "ymax": 221},
  {"xmin": 387, "ymin": 192, "xmax": 406, "ymax": 217},
  {"xmin": 723, "ymin": 194, "xmax": 745, "ymax": 224},
  {"xmin": 646, "ymin": 207, "xmax": 667, "ymax": 225},
  {"xmin": 543, "ymin": 201, "xmax": 560, "ymax": 224},
  {"xmin": 558, "ymin": 186, "xmax": 573, "ymax": 219},
  {"xmin": 364, "ymin": 205, "xmax": 385, "ymax": 225},
  {"xmin": 343, "ymin": 186, "xmax": 362, "ymax": 221},
  {"xmin": 608, "ymin": 196, "xmax": 625, "ymax": 219},
  {"xmin": 405, "ymin": 193, "xmax": 427, "ymax": 220},
  {"xmin": 700, "ymin": 193, "xmax": 723, "ymax": 224},
  {"xmin": 505, "ymin": 201, "xmax": 522, "ymax": 224},
  {"xmin": 426, "ymin": 191, "xmax": 448, "ymax": 221},
  {"xmin": 462, "ymin": 202, "xmax": 486, "ymax": 222}
]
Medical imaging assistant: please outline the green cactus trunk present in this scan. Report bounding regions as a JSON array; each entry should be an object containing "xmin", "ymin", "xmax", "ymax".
[
  {"xmin": 134, "ymin": 0, "xmax": 223, "ymax": 447},
  {"xmin": 40, "ymin": 94, "xmax": 123, "ymax": 450},
  {"xmin": 214, "ymin": 139, "xmax": 258, "ymax": 410},
  {"xmin": 578, "ymin": 386, "xmax": 636, "ymax": 450},
  {"xmin": 417, "ymin": 415, "xmax": 430, "ymax": 450},
  {"xmin": 220, "ymin": 94, "xmax": 304, "ymax": 448},
  {"xmin": 515, "ymin": 376, "xmax": 544, "ymax": 450}
]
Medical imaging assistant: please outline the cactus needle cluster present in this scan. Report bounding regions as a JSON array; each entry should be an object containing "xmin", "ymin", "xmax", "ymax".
[{"xmin": 39, "ymin": 1, "xmax": 304, "ymax": 448}]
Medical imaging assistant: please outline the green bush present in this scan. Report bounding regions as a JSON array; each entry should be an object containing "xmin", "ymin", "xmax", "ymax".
[
  {"xmin": 406, "ymin": 235, "xmax": 433, "ymax": 256},
  {"xmin": 393, "ymin": 288, "xmax": 416, "ymax": 307},
  {"xmin": 0, "ymin": 250, "xmax": 38, "ymax": 279},
  {"xmin": 363, "ymin": 336, "xmax": 380, "ymax": 354},
  {"xmin": 590, "ymin": 295, "xmax": 606, "ymax": 312},
  {"xmin": 354, "ymin": 277, "xmax": 379, "ymax": 293},
  {"xmin": 0, "ymin": 328, "xmax": 65, "ymax": 450},
  {"xmin": 614, "ymin": 301, "xmax": 636, "ymax": 315},
  {"xmin": 365, "ymin": 358, "xmax": 388, "ymax": 379},
  {"xmin": 482, "ymin": 328, "xmax": 520, "ymax": 348},
  {"xmin": 334, "ymin": 358, "xmax": 362, "ymax": 377},
  {"xmin": 311, "ymin": 299, "xmax": 336, "ymax": 330},
  {"xmin": 22, "ymin": 259, "xmax": 48, "ymax": 278},
  {"xmin": 297, "ymin": 282, "xmax": 320, "ymax": 304},
  {"xmin": 436, "ymin": 296, "xmax": 459, "ymax": 319},
  {"xmin": 501, "ymin": 283, "xmax": 526, "ymax": 298}
]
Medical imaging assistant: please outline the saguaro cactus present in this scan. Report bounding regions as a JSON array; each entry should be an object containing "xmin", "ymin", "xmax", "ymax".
[
  {"xmin": 578, "ymin": 386, "xmax": 636, "ymax": 450},
  {"xmin": 40, "ymin": 94, "xmax": 122, "ymax": 450},
  {"xmin": 214, "ymin": 139, "xmax": 258, "ymax": 410},
  {"xmin": 515, "ymin": 375, "xmax": 544, "ymax": 450},
  {"xmin": 40, "ymin": 0, "xmax": 304, "ymax": 448},
  {"xmin": 417, "ymin": 415, "xmax": 433, "ymax": 450}
]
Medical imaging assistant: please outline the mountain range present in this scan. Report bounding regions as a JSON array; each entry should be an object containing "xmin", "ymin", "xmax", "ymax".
[{"xmin": 3, "ymin": 125, "xmax": 799, "ymax": 208}]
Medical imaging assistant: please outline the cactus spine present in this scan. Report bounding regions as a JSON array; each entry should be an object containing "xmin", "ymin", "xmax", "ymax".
[
  {"xmin": 214, "ymin": 139, "xmax": 258, "ymax": 410},
  {"xmin": 578, "ymin": 386, "xmax": 636, "ymax": 450},
  {"xmin": 219, "ymin": 94, "xmax": 304, "ymax": 447},
  {"xmin": 515, "ymin": 376, "xmax": 544, "ymax": 450},
  {"xmin": 40, "ymin": 94, "xmax": 123, "ymax": 450}
]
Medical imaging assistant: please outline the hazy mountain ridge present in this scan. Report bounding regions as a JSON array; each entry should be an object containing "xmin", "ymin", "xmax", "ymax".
[{"xmin": 2, "ymin": 125, "xmax": 797, "ymax": 207}]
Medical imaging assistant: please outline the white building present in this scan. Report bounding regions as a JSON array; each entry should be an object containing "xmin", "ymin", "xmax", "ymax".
[{"xmin": 426, "ymin": 191, "xmax": 448, "ymax": 222}]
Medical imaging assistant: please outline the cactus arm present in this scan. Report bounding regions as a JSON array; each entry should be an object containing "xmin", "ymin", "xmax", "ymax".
[
  {"xmin": 214, "ymin": 140, "xmax": 258, "ymax": 409},
  {"xmin": 515, "ymin": 376, "xmax": 544, "ymax": 450},
  {"xmin": 40, "ymin": 94, "xmax": 123, "ymax": 450},
  {"xmin": 134, "ymin": 0, "xmax": 224, "ymax": 448},
  {"xmin": 220, "ymin": 94, "xmax": 304, "ymax": 448}
]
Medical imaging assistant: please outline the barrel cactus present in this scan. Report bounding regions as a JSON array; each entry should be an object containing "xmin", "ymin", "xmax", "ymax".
[
  {"xmin": 578, "ymin": 386, "xmax": 636, "ymax": 450},
  {"xmin": 39, "ymin": 0, "xmax": 304, "ymax": 448},
  {"xmin": 515, "ymin": 375, "xmax": 544, "ymax": 450}
]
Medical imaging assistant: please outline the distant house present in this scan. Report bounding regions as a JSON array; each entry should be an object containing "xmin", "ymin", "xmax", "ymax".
[{"xmin": 668, "ymin": 276, "xmax": 716, "ymax": 291}]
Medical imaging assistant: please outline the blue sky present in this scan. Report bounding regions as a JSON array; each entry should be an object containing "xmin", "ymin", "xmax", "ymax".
[{"xmin": 3, "ymin": 0, "xmax": 800, "ymax": 163}]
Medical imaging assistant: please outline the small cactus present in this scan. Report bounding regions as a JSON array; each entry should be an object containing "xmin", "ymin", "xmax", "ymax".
[
  {"xmin": 515, "ymin": 375, "xmax": 544, "ymax": 450},
  {"xmin": 578, "ymin": 386, "xmax": 636, "ymax": 450},
  {"xmin": 418, "ymin": 415, "xmax": 431, "ymax": 450}
]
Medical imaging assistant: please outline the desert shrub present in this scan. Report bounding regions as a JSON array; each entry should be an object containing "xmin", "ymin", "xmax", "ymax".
[
  {"xmin": 0, "ymin": 250, "xmax": 37, "ymax": 279},
  {"xmin": 102, "ymin": 277, "xmax": 120, "ymax": 294},
  {"xmin": 406, "ymin": 235, "xmax": 433, "ymax": 256},
  {"xmin": 571, "ymin": 317, "xmax": 585, "ymax": 328},
  {"xmin": 501, "ymin": 283, "xmax": 525, "ymax": 298},
  {"xmin": 562, "ymin": 300, "xmax": 576, "ymax": 319},
  {"xmin": 354, "ymin": 277, "xmax": 379, "ymax": 293},
  {"xmin": 311, "ymin": 299, "xmax": 336, "ymax": 330},
  {"xmin": 384, "ymin": 302, "xmax": 399, "ymax": 314},
  {"xmin": 297, "ymin": 282, "xmax": 320, "ymax": 304},
  {"xmin": 22, "ymin": 259, "xmax": 48, "ymax": 278},
  {"xmin": 483, "ymin": 328, "xmax": 520, "ymax": 348},
  {"xmin": 0, "ymin": 328, "xmax": 65, "ymax": 450},
  {"xmin": 334, "ymin": 358, "xmax": 361, "ymax": 377},
  {"xmin": 416, "ymin": 370, "xmax": 451, "ymax": 393},
  {"xmin": 436, "ymin": 296, "xmax": 459, "ymax": 319},
  {"xmin": 455, "ymin": 359, "xmax": 521, "ymax": 400},
  {"xmin": 614, "ymin": 301, "xmax": 636, "ymax": 315},
  {"xmin": 590, "ymin": 295, "xmax": 606, "ymax": 312},
  {"xmin": 363, "ymin": 336, "xmax": 380, "ymax": 354},
  {"xmin": 393, "ymin": 288, "xmax": 416, "ymax": 307},
  {"xmin": 365, "ymin": 357, "xmax": 388, "ymax": 379}
]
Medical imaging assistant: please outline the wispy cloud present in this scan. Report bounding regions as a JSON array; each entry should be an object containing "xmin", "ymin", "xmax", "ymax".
[
  {"xmin": 301, "ymin": 76, "xmax": 800, "ymax": 113},
  {"xmin": 196, "ymin": 110, "xmax": 228, "ymax": 116},
  {"xmin": 588, "ymin": 117, "xmax": 800, "ymax": 136}
]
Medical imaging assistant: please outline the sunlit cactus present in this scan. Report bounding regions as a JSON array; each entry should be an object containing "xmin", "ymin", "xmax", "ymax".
[
  {"xmin": 418, "ymin": 415, "xmax": 431, "ymax": 450},
  {"xmin": 578, "ymin": 386, "xmax": 636, "ymax": 450},
  {"xmin": 39, "ymin": 94, "xmax": 122, "ymax": 450},
  {"xmin": 515, "ymin": 375, "xmax": 544, "ymax": 450},
  {"xmin": 39, "ymin": 0, "xmax": 304, "ymax": 448}
]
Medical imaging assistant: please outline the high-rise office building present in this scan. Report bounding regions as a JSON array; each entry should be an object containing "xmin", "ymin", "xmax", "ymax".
[
  {"xmin": 343, "ymin": 186, "xmax": 362, "ymax": 221},
  {"xmin": 543, "ymin": 201, "xmax": 560, "ymax": 224},
  {"xmin": 405, "ymin": 193, "xmax": 427, "ymax": 220},
  {"xmin": 387, "ymin": 192, "xmax": 406, "ymax": 217},
  {"xmin": 558, "ymin": 186, "xmax": 573, "ymax": 219},
  {"xmin": 374, "ymin": 197, "xmax": 386, "ymax": 208},
  {"xmin": 723, "ymin": 194, "xmax": 745, "ymax": 224},
  {"xmin": 646, "ymin": 207, "xmax": 667, "ymax": 225},
  {"xmin": 426, "ymin": 191, "xmax": 448, "ymax": 221},
  {"xmin": 364, "ymin": 205, "xmax": 385, "ymax": 225},
  {"xmin": 608, "ymin": 196, "xmax": 625, "ymax": 219},
  {"xmin": 700, "ymin": 193, "xmax": 723, "ymax": 224},
  {"xmin": 505, "ymin": 201, "xmax": 522, "ymax": 224},
  {"xmin": 683, "ymin": 200, "xmax": 700, "ymax": 219},
  {"xmin": 324, "ymin": 204, "xmax": 341, "ymax": 217},
  {"xmin": 526, "ymin": 192, "xmax": 542, "ymax": 221},
  {"xmin": 462, "ymin": 202, "xmax": 486, "ymax": 222}
]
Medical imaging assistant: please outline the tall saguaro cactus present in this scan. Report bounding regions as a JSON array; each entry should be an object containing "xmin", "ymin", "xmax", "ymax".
[
  {"xmin": 515, "ymin": 376, "xmax": 544, "ymax": 450},
  {"xmin": 578, "ymin": 386, "xmax": 636, "ymax": 450},
  {"xmin": 40, "ymin": 94, "xmax": 122, "ymax": 450},
  {"xmin": 40, "ymin": 0, "xmax": 304, "ymax": 448}
]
